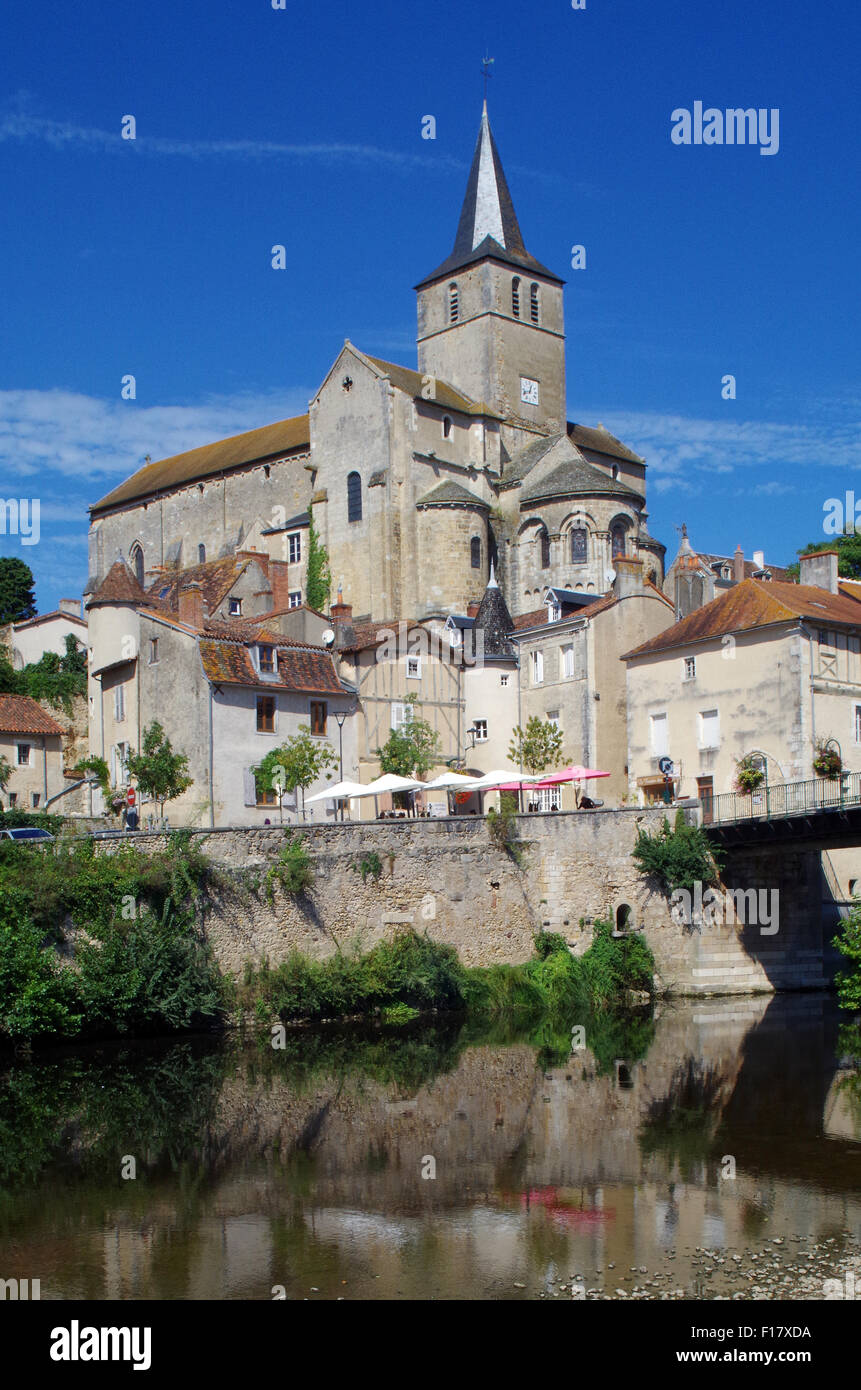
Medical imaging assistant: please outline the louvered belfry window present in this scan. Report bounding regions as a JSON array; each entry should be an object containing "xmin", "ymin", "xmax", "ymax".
[
  {"xmin": 449, "ymin": 283, "xmax": 459, "ymax": 323},
  {"xmin": 512, "ymin": 277, "xmax": 520, "ymax": 318},
  {"xmin": 530, "ymin": 283, "xmax": 540, "ymax": 324}
]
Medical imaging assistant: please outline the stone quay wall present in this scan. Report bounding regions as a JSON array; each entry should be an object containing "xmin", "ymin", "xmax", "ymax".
[{"xmin": 103, "ymin": 810, "xmax": 841, "ymax": 996}]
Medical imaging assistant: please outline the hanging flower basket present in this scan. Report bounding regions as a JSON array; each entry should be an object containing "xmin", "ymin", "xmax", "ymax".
[
  {"xmin": 734, "ymin": 757, "xmax": 765, "ymax": 795},
  {"xmin": 813, "ymin": 745, "xmax": 842, "ymax": 780}
]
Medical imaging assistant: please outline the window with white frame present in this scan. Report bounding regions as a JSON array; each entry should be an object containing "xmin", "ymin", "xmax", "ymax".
[
  {"xmin": 683, "ymin": 656, "xmax": 696, "ymax": 681},
  {"xmin": 547, "ymin": 599, "xmax": 561, "ymax": 623},
  {"xmin": 114, "ymin": 682, "xmax": 125, "ymax": 722},
  {"xmin": 288, "ymin": 591, "xmax": 302, "ymax": 608},
  {"xmin": 16, "ymin": 743, "xmax": 31, "ymax": 767},
  {"xmin": 287, "ymin": 532, "xmax": 301, "ymax": 563},
  {"xmin": 500, "ymin": 673, "xmax": 509, "ymax": 687},
  {"xmin": 406, "ymin": 654, "xmax": 422, "ymax": 680},
  {"xmin": 391, "ymin": 702, "xmax": 412, "ymax": 731},
  {"xmin": 650, "ymin": 712, "xmax": 668, "ymax": 758},
  {"xmin": 561, "ymin": 644, "xmax": 575, "ymax": 679},
  {"xmin": 698, "ymin": 708, "xmax": 720, "ymax": 749},
  {"xmin": 474, "ymin": 719, "xmax": 488, "ymax": 742},
  {"xmin": 229, "ymin": 597, "xmax": 241, "ymax": 617},
  {"xmin": 527, "ymin": 786, "xmax": 561, "ymax": 812},
  {"xmin": 531, "ymin": 650, "xmax": 544, "ymax": 685},
  {"xmin": 854, "ymin": 704, "xmax": 861, "ymax": 744}
]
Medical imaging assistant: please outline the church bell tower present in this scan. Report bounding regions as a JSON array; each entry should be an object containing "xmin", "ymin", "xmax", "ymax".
[{"xmin": 415, "ymin": 103, "xmax": 566, "ymax": 436}]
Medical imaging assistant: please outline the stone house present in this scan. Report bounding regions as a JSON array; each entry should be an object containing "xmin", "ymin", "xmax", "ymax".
[
  {"xmin": 0, "ymin": 694, "xmax": 65, "ymax": 811},
  {"xmin": 85, "ymin": 103, "xmax": 665, "ymax": 627},
  {"xmin": 1, "ymin": 600, "xmax": 87, "ymax": 670},
  {"xmin": 623, "ymin": 550, "xmax": 861, "ymax": 812},
  {"xmin": 85, "ymin": 560, "xmax": 356, "ymax": 826}
]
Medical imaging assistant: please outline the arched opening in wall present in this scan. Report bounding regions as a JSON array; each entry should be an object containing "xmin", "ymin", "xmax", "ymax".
[
  {"xmin": 539, "ymin": 527, "xmax": 550, "ymax": 569},
  {"xmin": 470, "ymin": 535, "xmax": 481, "ymax": 569},
  {"xmin": 616, "ymin": 903, "xmax": 632, "ymax": 933},
  {"xmin": 611, "ymin": 524, "xmax": 626, "ymax": 560},
  {"xmin": 442, "ymin": 415, "xmax": 452, "ymax": 439},
  {"xmin": 347, "ymin": 471, "xmax": 362, "ymax": 523},
  {"xmin": 449, "ymin": 282, "xmax": 459, "ymax": 323},
  {"xmin": 198, "ymin": 543, "xmax": 206, "ymax": 565},
  {"xmin": 530, "ymin": 282, "xmax": 540, "ymax": 324},
  {"xmin": 130, "ymin": 544, "xmax": 144, "ymax": 587},
  {"xmin": 570, "ymin": 526, "xmax": 587, "ymax": 565},
  {"xmin": 511, "ymin": 277, "xmax": 521, "ymax": 318}
]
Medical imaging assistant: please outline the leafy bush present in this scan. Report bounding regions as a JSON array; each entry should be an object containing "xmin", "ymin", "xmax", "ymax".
[
  {"xmin": 355, "ymin": 851, "xmax": 382, "ymax": 883},
  {"xmin": 834, "ymin": 901, "xmax": 861, "ymax": 1011},
  {"xmin": 632, "ymin": 810, "xmax": 722, "ymax": 894},
  {"xmin": 265, "ymin": 834, "xmax": 314, "ymax": 899},
  {"xmin": 533, "ymin": 931, "xmax": 570, "ymax": 960}
]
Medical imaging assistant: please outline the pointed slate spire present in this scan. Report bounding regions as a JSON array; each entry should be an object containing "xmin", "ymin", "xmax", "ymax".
[
  {"xmin": 473, "ymin": 563, "xmax": 515, "ymax": 657},
  {"xmin": 415, "ymin": 105, "xmax": 563, "ymax": 289}
]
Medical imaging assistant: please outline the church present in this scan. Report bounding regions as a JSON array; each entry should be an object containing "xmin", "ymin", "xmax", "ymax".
[{"xmin": 86, "ymin": 103, "xmax": 665, "ymax": 625}]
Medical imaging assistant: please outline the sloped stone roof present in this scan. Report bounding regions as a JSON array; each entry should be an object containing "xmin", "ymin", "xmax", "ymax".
[
  {"xmin": 473, "ymin": 575, "xmax": 515, "ymax": 657},
  {"xmin": 416, "ymin": 480, "xmax": 490, "ymax": 509},
  {"xmin": 520, "ymin": 453, "xmax": 641, "ymax": 506},
  {"xmin": 567, "ymin": 422, "xmax": 644, "ymax": 465},
  {"xmin": 87, "ymin": 559, "xmax": 149, "ymax": 607}
]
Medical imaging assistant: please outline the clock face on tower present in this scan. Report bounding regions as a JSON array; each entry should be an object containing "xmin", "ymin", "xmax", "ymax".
[{"xmin": 520, "ymin": 376, "xmax": 539, "ymax": 406}]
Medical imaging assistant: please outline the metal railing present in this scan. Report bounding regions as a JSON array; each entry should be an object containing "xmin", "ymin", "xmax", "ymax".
[{"xmin": 706, "ymin": 771, "xmax": 861, "ymax": 826}]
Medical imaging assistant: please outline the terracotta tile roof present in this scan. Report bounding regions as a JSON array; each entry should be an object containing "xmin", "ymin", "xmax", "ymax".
[
  {"xmin": 567, "ymin": 421, "xmax": 644, "ymax": 464},
  {"xmin": 147, "ymin": 556, "xmax": 262, "ymax": 617},
  {"xmin": 698, "ymin": 551, "xmax": 792, "ymax": 582},
  {"xmin": 247, "ymin": 603, "xmax": 329, "ymax": 622},
  {"xmin": 838, "ymin": 579, "xmax": 861, "ymax": 603},
  {"xmin": 87, "ymin": 559, "xmax": 149, "ymax": 607},
  {"xmin": 0, "ymin": 694, "xmax": 64, "ymax": 736},
  {"xmin": 623, "ymin": 577, "xmax": 861, "ymax": 660},
  {"xmin": 339, "ymin": 619, "xmax": 426, "ymax": 653},
  {"xmin": 199, "ymin": 640, "xmax": 343, "ymax": 694},
  {"xmin": 90, "ymin": 414, "xmax": 310, "ymax": 514},
  {"xmin": 11, "ymin": 610, "xmax": 87, "ymax": 630},
  {"xmin": 365, "ymin": 356, "xmax": 502, "ymax": 418},
  {"xmin": 512, "ymin": 607, "xmax": 553, "ymax": 630}
]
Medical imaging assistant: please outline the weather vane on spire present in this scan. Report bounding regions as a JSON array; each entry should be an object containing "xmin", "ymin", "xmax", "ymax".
[{"xmin": 481, "ymin": 53, "xmax": 494, "ymax": 103}]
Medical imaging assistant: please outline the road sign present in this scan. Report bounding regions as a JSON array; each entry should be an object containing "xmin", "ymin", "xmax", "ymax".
[
  {"xmin": 658, "ymin": 756, "xmax": 674, "ymax": 776},
  {"xmin": 126, "ymin": 788, "xmax": 136, "ymax": 806}
]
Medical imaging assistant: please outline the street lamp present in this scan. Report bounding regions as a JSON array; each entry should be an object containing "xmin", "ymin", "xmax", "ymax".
[{"xmin": 334, "ymin": 711, "xmax": 348, "ymax": 821}]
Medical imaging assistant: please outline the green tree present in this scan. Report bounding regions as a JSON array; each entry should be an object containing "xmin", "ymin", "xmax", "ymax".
[
  {"xmin": 508, "ymin": 716, "xmax": 564, "ymax": 775},
  {"xmin": 253, "ymin": 726, "xmax": 338, "ymax": 818},
  {"xmin": 376, "ymin": 697, "xmax": 441, "ymax": 779},
  {"xmin": 21, "ymin": 634, "xmax": 87, "ymax": 714},
  {"xmin": 0, "ymin": 558, "xmax": 36, "ymax": 624},
  {"xmin": 0, "ymin": 646, "xmax": 23, "ymax": 696},
  {"xmin": 788, "ymin": 533, "xmax": 861, "ymax": 581},
  {"xmin": 0, "ymin": 754, "xmax": 11, "ymax": 794},
  {"xmin": 834, "ymin": 901, "xmax": 861, "ymax": 1012},
  {"xmin": 304, "ymin": 503, "xmax": 332, "ymax": 613},
  {"xmin": 126, "ymin": 722, "xmax": 193, "ymax": 819}
]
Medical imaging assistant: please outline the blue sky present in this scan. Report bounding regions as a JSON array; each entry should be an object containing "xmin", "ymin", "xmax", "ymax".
[{"xmin": 1, "ymin": 0, "xmax": 860, "ymax": 610}]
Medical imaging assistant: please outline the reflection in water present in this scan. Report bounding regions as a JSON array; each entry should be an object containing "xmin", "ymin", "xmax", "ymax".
[{"xmin": 0, "ymin": 995, "xmax": 859, "ymax": 1300}]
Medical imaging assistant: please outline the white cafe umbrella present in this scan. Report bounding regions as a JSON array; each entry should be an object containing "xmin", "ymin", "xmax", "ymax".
[
  {"xmin": 305, "ymin": 779, "xmax": 367, "ymax": 805},
  {"xmin": 360, "ymin": 773, "xmax": 424, "ymax": 795},
  {"xmin": 423, "ymin": 771, "xmax": 481, "ymax": 790},
  {"xmin": 466, "ymin": 769, "xmax": 541, "ymax": 790}
]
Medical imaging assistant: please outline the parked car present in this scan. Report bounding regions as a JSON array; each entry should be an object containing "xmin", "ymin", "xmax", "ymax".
[{"xmin": 0, "ymin": 827, "xmax": 55, "ymax": 843}]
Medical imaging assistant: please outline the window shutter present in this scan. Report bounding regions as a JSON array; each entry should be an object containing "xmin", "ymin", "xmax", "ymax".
[{"xmin": 243, "ymin": 768, "xmax": 258, "ymax": 806}]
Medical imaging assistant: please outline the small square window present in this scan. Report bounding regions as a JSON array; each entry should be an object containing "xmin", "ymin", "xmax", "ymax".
[
  {"xmin": 406, "ymin": 655, "xmax": 421, "ymax": 680},
  {"xmin": 257, "ymin": 788, "xmax": 277, "ymax": 807},
  {"xmin": 310, "ymin": 701, "xmax": 328, "ymax": 736},
  {"xmin": 256, "ymin": 696, "xmax": 275, "ymax": 733},
  {"xmin": 288, "ymin": 591, "xmax": 302, "ymax": 609},
  {"xmin": 474, "ymin": 719, "xmax": 488, "ymax": 742},
  {"xmin": 258, "ymin": 644, "xmax": 275, "ymax": 674},
  {"xmin": 500, "ymin": 673, "xmax": 509, "ymax": 687},
  {"xmin": 229, "ymin": 598, "xmax": 242, "ymax": 617}
]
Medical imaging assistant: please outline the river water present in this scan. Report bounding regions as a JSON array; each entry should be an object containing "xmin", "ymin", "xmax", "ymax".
[{"xmin": 1, "ymin": 993, "xmax": 859, "ymax": 1300}]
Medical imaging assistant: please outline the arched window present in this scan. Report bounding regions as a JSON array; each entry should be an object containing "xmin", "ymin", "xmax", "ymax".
[
  {"xmin": 570, "ymin": 527, "xmax": 587, "ymax": 564},
  {"xmin": 130, "ymin": 544, "xmax": 144, "ymax": 587},
  {"xmin": 530, "ymin": 283, "xmax": 540, "ymax": 324},
  {"xmin": 347, "ymin": 471, "xmax": 362, "ymax": 523},
  {"xmin": 442, "ymin": 416, "xmax": 452, "ymax": 439},
  {"xmin": 470, "ymin": 535, "xmax": 481, "ymax": 569},
  {"xmin": 511, "ymin": 277, "xmax": 521, "ymax": 318},
  {"xmin": 449, "ymin": 282, "xmax": 459, "ymax": 323},
  {"xmin": 539, "ymin": 528, "xmax": 550, "ymax": 570},
  {"xmin": 611, "ymin": 525, "xmax": 626, "ymax": 560},
  {"xmin": 198, "ymin": 543, "xmax": 206, "ymax": 565}
]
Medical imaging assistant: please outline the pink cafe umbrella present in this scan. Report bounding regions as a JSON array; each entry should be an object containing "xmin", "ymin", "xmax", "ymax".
[{"xmin": 530, "ymin": 764, "xmax": 611, "ymax": 807}]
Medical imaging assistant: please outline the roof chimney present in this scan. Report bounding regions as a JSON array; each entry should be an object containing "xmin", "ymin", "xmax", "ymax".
[
  {"xmin": 733, "ymin": 545, "xmax": 744, "ymax": 585},
  {"xmin": 330, "ymin": 597, "xmax": 355, "ymax": 650},
  {"xmin": 178, "ymin": 581, "xmax": 205, "ymax": 629},
  {"xmin": 752, "ymin": 549, "xmax": 765, "ymax": 571},
  {"xmin": 59, "ymin": 598, "xmax": 82, "ymax": 619},
  {"xmin": 799, "ymin": 549, "xmax": 839, "ymax": 595},
  {"xmin": 612, "ymin": 556, "xmax": 646, "ymax": 600}
]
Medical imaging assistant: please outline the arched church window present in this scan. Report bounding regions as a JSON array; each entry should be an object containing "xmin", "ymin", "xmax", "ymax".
[
  {"xmin": 570, "ymin": 527, "xmax": 587, "ymax": 564},
  {"xmin": 347, "ymin": 471, "xmax": 362, "ymax": 523},
  {"xmin": 611, "ymin": 525, "xmax": 626, "ymax": 560},
  {"xmin": 130, "ymin": 544, "xmax": 144, "ymax": 587},
  {"xmin": 470, "ymin": 535, "xmax": 481, "ymax": 569},
  {"xmin": 198, "ymin": 543, "xmax": 206, "ymax": 565},
  {"xmin": 539, "ymin": 528, "xmax": 550, "ymax": 569},
  {"xmin": 512, "ymin": 277, "xmax": 521, "ymax": 318},
  {"xmin": 442, "ymin": 416, "xmax": 452, "ymax": 439},
  {"xmin": 449, "ymin": 283, "xmax": 459, "ymax": 323},
  {"xmin": 530, "ymin": 283, "xmax": 540, "ymax": 324}
]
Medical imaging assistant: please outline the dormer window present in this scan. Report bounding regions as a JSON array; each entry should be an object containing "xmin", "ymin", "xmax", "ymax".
[
  {"xmin": 512, "ymin": 277, "xmax": 521, "ymax": 318},
  {"xmin": 530, "ymin": 283, "xmax": 540, "ymax": 324},
  {"xmin": 547, "ymin": 598, "xmax": 561, "ymax": 623},
  {"xmin": 449, "ymin": 282, "xmax": 459, "ymax": 323},
  {"xmin": 258, "ymin": 644, "xmax": 275, "ymax": 674}
]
